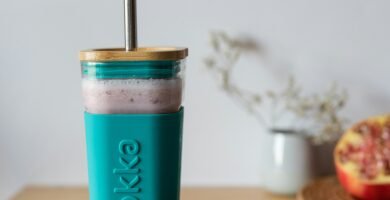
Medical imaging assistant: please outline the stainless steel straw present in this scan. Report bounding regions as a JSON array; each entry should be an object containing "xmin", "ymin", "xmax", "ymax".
[{"xmin": 124, "ymin": 0, "xmax": 137, "ymax": 51}]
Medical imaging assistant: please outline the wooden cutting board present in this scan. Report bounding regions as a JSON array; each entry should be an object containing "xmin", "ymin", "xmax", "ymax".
[{"xmin": 297, "ymin": 177, "xmax": 353, "ymax": 200}]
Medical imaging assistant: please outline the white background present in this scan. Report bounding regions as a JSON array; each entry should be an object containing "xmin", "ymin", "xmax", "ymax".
[{"xmin": 1, "ymin": 0, "xmax": 390, "ymax": 199}]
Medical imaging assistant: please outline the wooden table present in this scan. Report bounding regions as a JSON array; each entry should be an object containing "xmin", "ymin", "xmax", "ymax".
[{"xmin": 12, "ymin": 187, "xmax": 294, "ymax": 200}]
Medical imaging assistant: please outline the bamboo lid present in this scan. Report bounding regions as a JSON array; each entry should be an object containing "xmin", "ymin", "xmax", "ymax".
[{"xmin": 80, "ymin": 47, "xmax": 188, "ymax": 61}]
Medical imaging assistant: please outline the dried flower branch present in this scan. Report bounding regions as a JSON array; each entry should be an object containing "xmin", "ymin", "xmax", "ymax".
[{"xmin": 204, "ymin": 31, "xmax": 348, "ymax": 144}]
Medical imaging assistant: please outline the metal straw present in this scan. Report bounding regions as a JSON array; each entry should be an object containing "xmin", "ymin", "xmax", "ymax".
[{"xmin": 124, "ymin": 0, "xmax": 138, "ymax": 51}]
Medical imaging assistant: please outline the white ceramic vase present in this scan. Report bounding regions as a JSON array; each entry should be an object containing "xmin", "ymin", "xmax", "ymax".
[
  {"xmin": 262, "ymin": 130, "xmax": 336, "ymax": 195},
  {"xmin": 263, "ymin": 132, "xmax": 314, "ymax": 195}
]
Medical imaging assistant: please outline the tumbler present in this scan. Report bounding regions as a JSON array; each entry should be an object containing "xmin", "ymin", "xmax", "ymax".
[
  {"xmin": 80, "ymin": 47, "xmax": 188, "ymax": 200},
  {"xmin": 80, "ymin": 1, "xmax": 188, "ymax": 199}
]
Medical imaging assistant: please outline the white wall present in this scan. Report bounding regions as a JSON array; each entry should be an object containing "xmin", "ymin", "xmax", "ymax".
[{"xmin": 1, "ymin": 0, "xmax": 390, "ymax": 199}]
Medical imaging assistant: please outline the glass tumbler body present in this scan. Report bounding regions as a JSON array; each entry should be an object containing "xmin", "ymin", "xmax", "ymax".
[{"xmin": 80, "ymin": 48, "xmax": 187, "ymax": 200}]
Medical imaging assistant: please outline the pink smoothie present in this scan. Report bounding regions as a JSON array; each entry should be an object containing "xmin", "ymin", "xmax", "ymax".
[{"xmin": 82, "ymin": 78, "xmax": 182, "ymax": 114}]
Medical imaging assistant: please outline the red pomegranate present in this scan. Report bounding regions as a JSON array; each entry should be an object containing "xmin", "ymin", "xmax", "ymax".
[{"xmin": 334, "ymin": 115, "xmax": 390, "ymax": 200}]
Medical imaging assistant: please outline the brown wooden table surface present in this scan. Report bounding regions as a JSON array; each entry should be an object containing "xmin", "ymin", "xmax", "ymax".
[{"xmin": 12, "ymin": 187, "xmax": 294, "ymax": 200}]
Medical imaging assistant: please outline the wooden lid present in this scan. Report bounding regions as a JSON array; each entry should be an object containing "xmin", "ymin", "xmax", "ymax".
[{"xmin": 80, "ymin": 47, "xmax": 188, "ymax": 61}]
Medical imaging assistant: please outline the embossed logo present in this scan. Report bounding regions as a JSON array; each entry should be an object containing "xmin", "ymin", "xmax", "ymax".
[{"xmin": 113, "ymin": 140, "xmax": 141, "ymax": 200}]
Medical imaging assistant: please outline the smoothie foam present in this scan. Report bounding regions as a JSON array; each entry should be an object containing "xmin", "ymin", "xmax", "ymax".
[{"xmin": 82, "ymin": 78, "xmax": 182, "ymax": 114}]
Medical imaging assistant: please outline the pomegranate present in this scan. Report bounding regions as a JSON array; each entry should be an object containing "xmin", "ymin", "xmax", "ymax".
[{"xmin": 335, "ymin": 115, "xmax": 390, "ymax": 200}]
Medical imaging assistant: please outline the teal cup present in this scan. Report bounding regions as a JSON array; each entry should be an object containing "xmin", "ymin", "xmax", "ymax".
[{"xmin": 80, "ymin": 47, "xmax": 188, "ymax": 200}]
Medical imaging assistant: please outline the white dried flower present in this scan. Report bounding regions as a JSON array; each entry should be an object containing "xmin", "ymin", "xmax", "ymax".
[{"xmin": 204, "ymin": 31, "xmax": 348, "ymax": 145}]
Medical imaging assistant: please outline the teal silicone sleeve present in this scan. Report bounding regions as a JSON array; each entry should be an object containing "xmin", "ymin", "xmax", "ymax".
[{"xmin": 84, "ymin": 108, "xmax": 184, "ymax": 200}]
